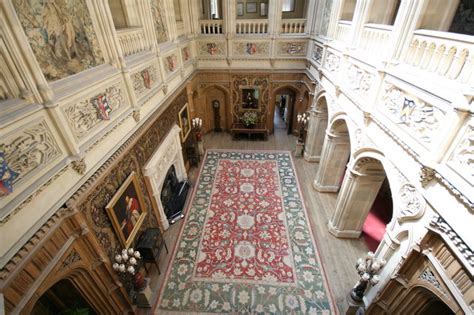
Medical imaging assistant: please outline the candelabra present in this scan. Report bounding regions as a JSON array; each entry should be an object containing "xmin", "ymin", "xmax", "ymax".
[
  {"xmin": 192, "ymin": 117, "xmax": 203, "ymax": 141},
  {"xmin": 296, "ymin": 112, "xmax": 309, "ymax": 143},
  {"xmin": 112, "ymin": 248, "xmax": 145, "ymax": 289},
  {"xmin": 351, "ymin": 251, "xmax": 386, "ymax": 302}
]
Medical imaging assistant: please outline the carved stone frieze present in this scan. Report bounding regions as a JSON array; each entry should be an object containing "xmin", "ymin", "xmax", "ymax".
[
  {"xmin": 324, "ymin": 52, "xmax": 340, "ymax": 72},
  {"xmin": 63, "ymin": 84, "xmax": 124, "ymax": 140},
  {"xmin": 233, "ymin": 42, "xmax": 270, "ymax": 55},
  {"xmin": 1, "ymin": 120, "xmax": 62, "ymax": 193},
  {"xmin": 132, "ymin": 65, "xmax": 158, "ymax": 96},
  {"xmin": 12, "ymin": 0, "xmax": 104, "ymax": 82},
  {"xmin": 347, "ymin": 64, "xmax": 373, "ymax": 96},
  {"xmin": 447, "ymin": 122, "xmax": 474, "ymax": 182},
  {"xmin": 398, "ymin": 184, "xmax": 426, "ymax": 222},
  {"xmin": 150, "ymin": 0, "xmax": 168, "ymax": 43},
  {"xmin": 381, "ymin": 84, "xmax": 443, "ymax": 144}
]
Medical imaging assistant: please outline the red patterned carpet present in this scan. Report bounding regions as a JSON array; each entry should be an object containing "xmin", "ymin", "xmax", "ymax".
[{"xmin": 157, "ymin": 150, "xmax": 336, "ymax": 314}]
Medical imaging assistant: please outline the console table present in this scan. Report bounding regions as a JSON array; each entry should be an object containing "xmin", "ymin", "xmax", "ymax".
[{"xmin": 231, "ymin": 123, "xmax": 268, "ymax": 140}]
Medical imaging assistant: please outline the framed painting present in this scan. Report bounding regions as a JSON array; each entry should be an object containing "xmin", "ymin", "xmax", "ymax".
[
  {"xmin": 237, "ymin": 2, "xmax": 244, "ymax": 16},
  {"xmin": 241, "ymin": 87, "xmax": 259, "ymax": 109},
  {"xmin": 246, "ymin": 2, "xmax": 257, "ymax": 13},
  {"xmin": 179, "ymin": 103, "xmax": 192, "ymax": 142},
  {"xmin": 106, "ymin": 172, "xmax": 147, "ymax": 248}
]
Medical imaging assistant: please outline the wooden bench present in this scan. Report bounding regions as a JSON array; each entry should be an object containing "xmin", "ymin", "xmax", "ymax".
[{"xmin": 231, "ymin": 123, "xmax": 268, "ymax": 140}]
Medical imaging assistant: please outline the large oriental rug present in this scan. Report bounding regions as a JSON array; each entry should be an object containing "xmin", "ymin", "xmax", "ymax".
[{"xmin": 157, "ymin": 150, "xmax": 336, "ymax": 314}]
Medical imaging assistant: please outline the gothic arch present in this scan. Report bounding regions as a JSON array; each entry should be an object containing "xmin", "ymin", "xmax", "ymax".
[{"xmin": 272, "ymin": 85, "xmax": 300, "ymax": 134}]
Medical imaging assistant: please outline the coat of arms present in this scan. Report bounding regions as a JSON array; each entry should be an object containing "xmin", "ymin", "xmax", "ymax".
[
  {"xmin": 207, "ymin": 43, "xmax": 218, "ymax": 55},
  {"xmin": 246, "ymin": 43, "xmax": 257, "ymax": 55},
  {"xmin": 141, "ymin": 69, "xmax": 151, "ymax": 89},
  {"xmin": 0, "ymin": 149, "xmax": 19, "ymax": 197},
  {"xmin": 399, "ymin": 98, "xmax": 415, "ymax": 123},
  {"xmin": 93, "ymin": 94, "xmax": 112, "ymax": 120}
]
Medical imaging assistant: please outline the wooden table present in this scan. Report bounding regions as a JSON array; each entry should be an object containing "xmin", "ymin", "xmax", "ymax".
[{"xmin": 231, "ymin": 123, "xmax": 268, "ymax": 140}]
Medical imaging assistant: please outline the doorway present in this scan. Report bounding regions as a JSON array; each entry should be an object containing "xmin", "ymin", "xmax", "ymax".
[
  {"xmin": 274, "ymin": 89, "xmax": 296, "ymax": 135},
  {"xmin": 31, "ymin": 279, "xmax": 96, "ymax": 315},
  {"xmin": 362, "ymin": 178, "xmax": 393, "ymax": 251}
]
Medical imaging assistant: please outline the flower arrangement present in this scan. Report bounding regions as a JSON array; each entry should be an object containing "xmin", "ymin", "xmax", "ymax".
[{"xmin": 241, "ymin": 111, "xmax": 258, "ymax": 127}]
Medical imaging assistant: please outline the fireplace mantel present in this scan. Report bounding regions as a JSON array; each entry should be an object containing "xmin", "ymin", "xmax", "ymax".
[{"xmin": 143, "ymin": 125, "xmax": 187, "ymax": 230}]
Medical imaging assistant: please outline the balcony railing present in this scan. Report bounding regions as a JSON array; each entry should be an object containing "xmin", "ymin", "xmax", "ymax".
[
  {"xmin": 236, "ymin": 19, "xmax": 269, "ymax": 34},
  {"xmin": 281, "ymin": 19, "xmax": 306, "ymax": 34},
  {"xmin": 359, "ymin": 23, "xmax": 393, "ymax": 58},
  {"xmin": 404, "ymin": 30, "xmax": 474, "ymax": 85},
  {"xmin": 116, "ymin": 27, "xmax": 147, "ymax": 57},
  {"xmin": 334, "ymin": 20, "xmax": 351, "ymax": 43},
  {"xmin": 199, "ymin": 20, "xmax": 224, "ymax": 35}
]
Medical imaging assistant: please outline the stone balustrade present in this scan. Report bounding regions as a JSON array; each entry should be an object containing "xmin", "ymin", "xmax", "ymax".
[
  {"xmin": 281, "ymin": 19, "xmax": 306, "ymax": 34},
  {"xmin": 335, "ymin": 21, "xmax": 351, "ymax": 43},
  {"xmin": 199, "ymin": 20, "xmax": 224, "ymax": 35},
  {"xmin": 116, "ymin": 27, "xmax": 147, "ymax": 57},
  {"xmin": 236, "ymin": 19, "xmax": 269, "ymax": 34},
  {"xmin": 359, "ymin": 24, "xmax": 392, "ymax": 59},
  {"xmin": 404, "ymin": 30, "xmax": 474, "ymax": 85}
]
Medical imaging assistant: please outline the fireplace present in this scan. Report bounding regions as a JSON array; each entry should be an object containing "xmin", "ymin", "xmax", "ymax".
[
  {"xmin": 143, "ymin": 125, "xmax": 189, "ymax": 230},
  {"xmin": 161, "ymin": 165, "xmax": 190, "ymax": 224}
]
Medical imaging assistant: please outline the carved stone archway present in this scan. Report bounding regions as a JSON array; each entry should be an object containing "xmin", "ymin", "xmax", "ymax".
[
  {"xmin": 328, "ymin": 156, "xmax": 387, "ymax": 238},
  {"xmin": 313, "ymin": 118, "xmax": 351, "ymax": 192},
  {"xmin": 143, "ymin": 125, "xmax": 187, "ymax": 231}
]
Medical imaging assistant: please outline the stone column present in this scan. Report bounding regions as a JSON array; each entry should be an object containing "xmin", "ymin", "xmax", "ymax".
[
  {"xmin": 347, "ymin": 0, "xmax": 373, "ymax": 48},
  {"xmin": 304, "ymin": 105, "xmax": 328, "ymax": 162},
  {"xmin": 328, "ymin": 168, "xmax": 385, "ymax": 238},
  {"xmin": 385, "ymin": 0, "xmax": 428, "ymax": 62},
  {"xmin": 313, "ymin": 131, "xmax": 350, "ymax": 192}
]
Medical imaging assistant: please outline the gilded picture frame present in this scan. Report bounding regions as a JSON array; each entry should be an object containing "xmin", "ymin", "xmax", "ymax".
[
  {"xmin": 106, "ymin": 172, "xmax": 147, "ymax": 248},
  {"xmin": 241, "ymin": 86, "xmax": 260, "ymax": 110},
  {"xmin": 179, "ymin": 103, "xmax": 192, "ymax": 142}
]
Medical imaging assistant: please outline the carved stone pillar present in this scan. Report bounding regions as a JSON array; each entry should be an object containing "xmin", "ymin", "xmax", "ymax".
[
  {"xmin": 304, "ymin": 106, "xmax": 328, "ymax": 162},
  {"xmin": 328, "ymin": 168, "xmax": 385, "ymax": 238},
  {"xmin": 313, "ymin": 131, "xmax": 350, "ymax": 192}
]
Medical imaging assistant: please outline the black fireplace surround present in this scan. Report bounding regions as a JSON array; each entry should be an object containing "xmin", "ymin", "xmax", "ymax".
[{"xmin": 160, "ymin": 165, "xmax": 190, "ymax": 224}]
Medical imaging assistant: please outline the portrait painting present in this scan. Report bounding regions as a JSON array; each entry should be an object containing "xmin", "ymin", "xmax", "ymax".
[
  {"xmin": 179, "ymin": 103, "xmax": 192, "ymax": 142},
  {"xmin": 106, "ymin": 172, "xmax": 147, "ymax": 248},
  {"xmin": 242, "ymin": 88, "xmax": 259, "ymax": 109}
]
